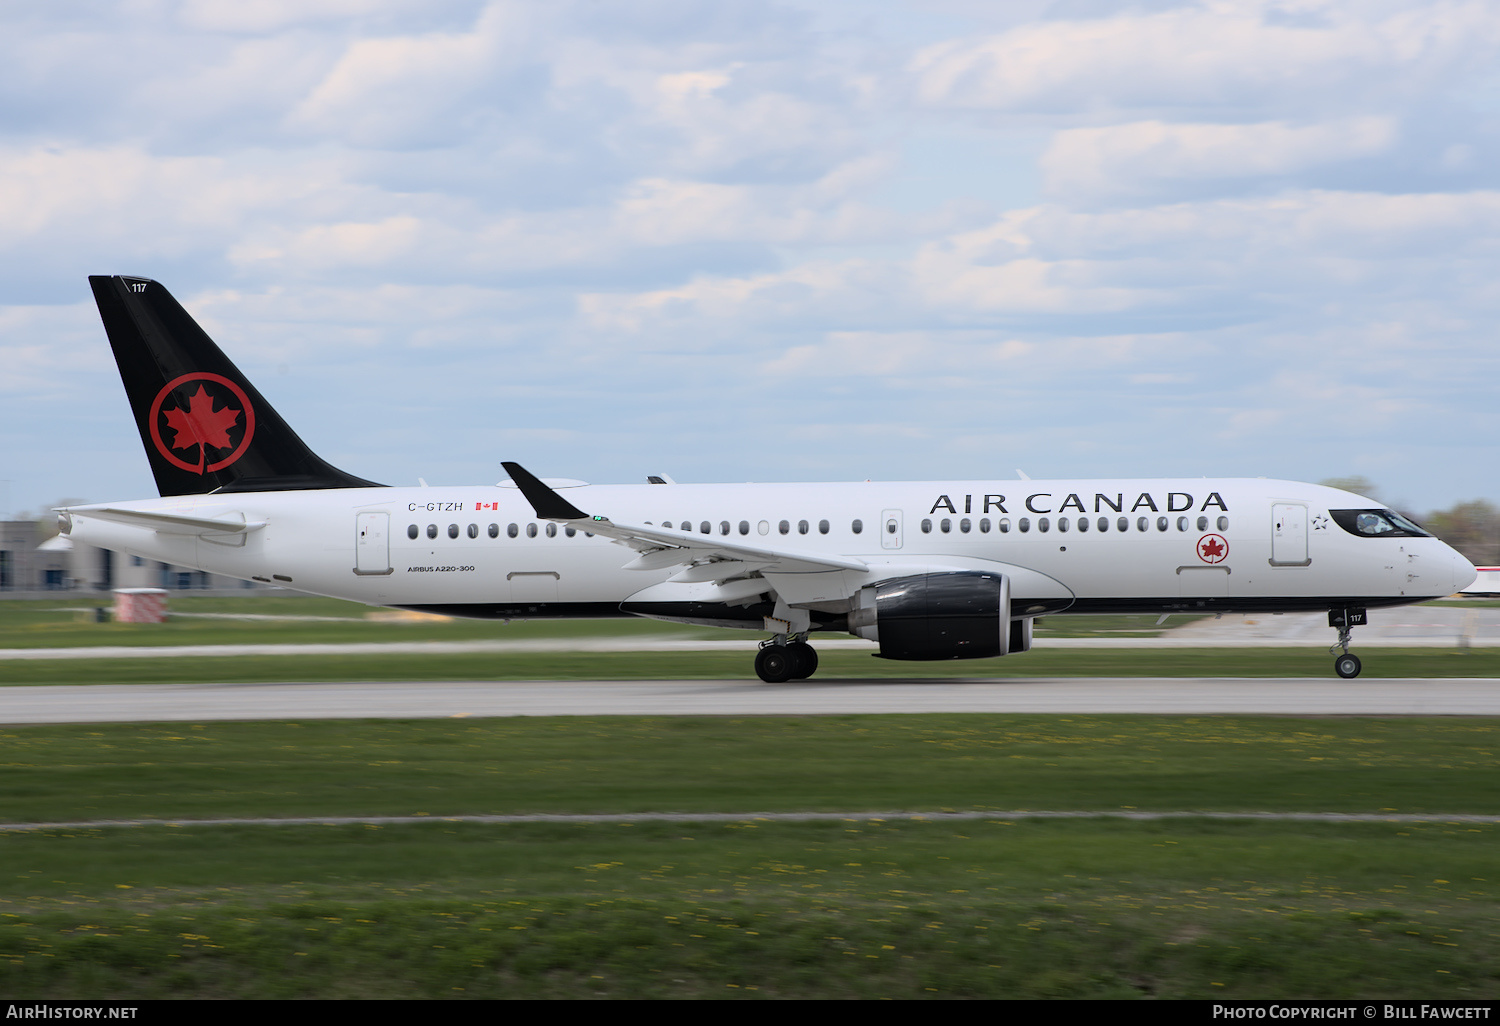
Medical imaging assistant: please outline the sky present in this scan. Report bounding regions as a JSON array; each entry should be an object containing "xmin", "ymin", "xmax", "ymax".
[{"xmin": 2, "ymin": 0, "xmax": 1497, "ymax": 519}]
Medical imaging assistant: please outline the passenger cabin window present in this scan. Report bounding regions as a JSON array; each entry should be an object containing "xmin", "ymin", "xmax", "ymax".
[
  {"xmin": 720, "ymin": 521, "xmax": 730, "ymax": 536},
  {"xmin": 1038, "ymin": 517, "xmax": 1050, "ymax": 533},
  {"xmin": 408, "ymin": 524, "xmax": 419, "ymax": 540},
  {"xmin": 740, "ymin": 521, "xmax": 751, "ymax": 535},
  {"xmin": 507, "ymin": 523, "xmax": 518, "ymax": 538},
  {"xmin": 1056, "ymin": 517, "xmax": 1068, "ymax": 533},
  {"xmin": 979, "ymin": 518, "xmax": 991, "ymax": 533},
  {"xmin": 940, "ymin": 518, "xmax": 951, "ymax": 533},
  {"xmin": 798, "ymin": 520, "xmax": 809, "ymax": 535},
  {"xmin": 1118, "ymin": 517, "xmax": 1129, "ymax": 532},
  {"xmin": 427, "ymin": 524, "xmax": 438, "ymax": 539},
  {"xmin": 546, "ymin": 523, "xmax": 557, "ymax": 538},
  {"xmin": 779, "ymin": 520, "xmax": 790, "ymax": 535},
  {"xmin": 1177, "ymin": 516, "xmax": 1188, "ymax": 532},
  {"xmin": 467, "ymin": 524, "xmax": 478, "ymax": 539},
  {"xmin": 1197, "ymin": 516, "xmax": 1208, "ymax": 531},
  {"xmin": 852, "ymin": 519, "xmax": 863, "ymax": 534},
  {"xmin": 565, "ymin": 526, "xmax": 576, "ymax": 537},
  {"xmin": 960, "ymin": 518, "xmax": 971, "ymax": 534},
  {"xmin": 1018, "ymin": 518, "xmax": 1029, "ymax": 533},
  {"xmin": 921, "ymin": 519, "xmax": 932, "ymax": 534},
  {"xmin": 1217, "ymin": 516, "xmax": 1229, "ymax": 531},
  {"xmin": 488, "ymin": 524, "xmax": 499, "ymax": 538},
  {"xmin": 700, "ymin": 521, "xmax": 710, "ymax": 534},
  {"xmin": 818, "ymin": 520, "xmax": 829, "ymax": 535},
  {"xmin": 527, "ymin": 523, "xmax": 538, "ymax": 538},
  {"xmin": 1157, "ymin": 517, "xmax": 1168, "ymax": 532}
]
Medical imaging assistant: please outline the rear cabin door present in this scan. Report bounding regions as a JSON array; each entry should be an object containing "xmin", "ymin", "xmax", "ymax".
[{"xmin": 355, "ymin": 512, "xmax": 392, "ymax": 575}]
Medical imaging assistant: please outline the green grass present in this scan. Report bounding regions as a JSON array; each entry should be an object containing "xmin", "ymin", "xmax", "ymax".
[
  {"xmin": 3, "ymin": 819, "xmax": 1496, "ymax": 999},
  {"xmin": 1, "ymin": 715, "xmax": 1497, "ymax": 998},
  {"xmin": 2, "ymin": 715, "xmax": 1497, "ymax": 822}
]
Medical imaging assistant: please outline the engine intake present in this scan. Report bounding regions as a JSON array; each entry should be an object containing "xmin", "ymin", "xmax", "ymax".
[{"xmin": 849, "ymin": 571, "xmax": 1020, "ymax": 661}]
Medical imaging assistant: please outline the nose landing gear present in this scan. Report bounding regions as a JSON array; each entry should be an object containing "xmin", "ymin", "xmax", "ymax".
[
  {"xmin": 754, "ymin": 635, "xmax": 818, "ymax": 682},
  {"xmin": 1329, "ymin": 607, "xmax": 1367, "ymax": 678}
]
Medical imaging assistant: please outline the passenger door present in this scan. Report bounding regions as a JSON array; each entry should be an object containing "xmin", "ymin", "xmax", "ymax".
[{"xmin": 1270, "ymin": 503, "xmax": 1309, "ymax": 567}]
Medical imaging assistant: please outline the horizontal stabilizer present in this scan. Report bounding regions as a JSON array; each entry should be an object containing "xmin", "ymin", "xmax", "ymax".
[{"xmin": 60, "ymin": 506, "xmax": 265, "ymax": 536}]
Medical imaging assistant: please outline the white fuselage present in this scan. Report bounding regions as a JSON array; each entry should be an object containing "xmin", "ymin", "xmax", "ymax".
[{"xmin": 62, "ymin": 477, "xmax": 1477, "ymax": 628}]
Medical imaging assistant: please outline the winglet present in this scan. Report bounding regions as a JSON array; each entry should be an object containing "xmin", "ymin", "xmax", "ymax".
[{"xmin": 501, "ymin": 462, "xmax": 590, "ymax": 520}]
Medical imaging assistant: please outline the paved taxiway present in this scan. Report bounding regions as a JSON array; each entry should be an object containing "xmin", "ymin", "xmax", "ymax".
[{"xmin": 2, "ymin": 677, "xmax": 1498, "ymax": 724}]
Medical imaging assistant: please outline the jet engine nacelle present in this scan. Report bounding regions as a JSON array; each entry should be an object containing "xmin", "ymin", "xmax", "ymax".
[{"xmin": 848, "ymin": 570, "xmax": 1019, "ymax": 660}]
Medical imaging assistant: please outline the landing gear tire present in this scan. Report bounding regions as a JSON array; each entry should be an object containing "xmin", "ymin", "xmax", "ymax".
[
  {"xmin": 755, "ymin": 645, "xmax": 794, "ymax": 683},
  {"xmin": 1334, "ymin": 653, "xmax": 1362, "ymax": 679},
  {"xmin": 787, "ymin": 641, "xmax": 818, "ymax": 680}
]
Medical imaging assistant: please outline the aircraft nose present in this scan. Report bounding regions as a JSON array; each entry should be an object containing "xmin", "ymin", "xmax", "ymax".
[{"xmin": 1449, "ymin": 546, "xmax": 1478, "ymax": 594}]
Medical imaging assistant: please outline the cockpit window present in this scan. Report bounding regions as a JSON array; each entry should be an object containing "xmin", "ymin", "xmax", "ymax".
[{"xmin": 1329, "ymin": 509, "xmax": 1431, "ymax": 539}]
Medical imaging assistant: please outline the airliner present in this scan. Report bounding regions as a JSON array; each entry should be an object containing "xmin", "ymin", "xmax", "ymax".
[{"xmin": 59, "ymin": 276, "xmax": 1477, "ymax": 681}]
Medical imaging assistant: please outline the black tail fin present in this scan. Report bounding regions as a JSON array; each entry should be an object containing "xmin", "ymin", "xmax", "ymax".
[{"xmin": 89, "ymin": 275, "xmax": 383, "ymax": 496}]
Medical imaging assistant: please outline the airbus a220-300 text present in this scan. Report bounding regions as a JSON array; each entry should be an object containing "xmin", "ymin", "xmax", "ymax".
[{"xmin": 60, "ymin": 277, "xmax": 1478, "ymax": 681}]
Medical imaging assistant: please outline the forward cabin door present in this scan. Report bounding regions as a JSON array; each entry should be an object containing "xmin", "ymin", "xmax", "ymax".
[
  {"xmin": 1270, "ymin": 503, "xmax": 1310, "ymax": 567},
  {"xmin": 355, "ymin": 512, "xmax": 392, "ymax": 575}
]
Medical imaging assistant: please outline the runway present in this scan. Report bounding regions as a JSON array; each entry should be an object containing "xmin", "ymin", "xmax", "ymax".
[{"xmin": 3, "ymin": 676, "xmax": 1498, "ymax": 723}]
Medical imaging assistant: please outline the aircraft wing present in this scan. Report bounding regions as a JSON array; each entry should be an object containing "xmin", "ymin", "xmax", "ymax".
[
  {"xmin": 58, "ymin": 506, "xmax": 266, "ymax": 535},
  {"xmin": 501, "ymin": 462, "xmax": 868, "ymax": 581}
]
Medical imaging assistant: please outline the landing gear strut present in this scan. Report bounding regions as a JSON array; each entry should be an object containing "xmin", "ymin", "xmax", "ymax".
[
  {"xmin": 1328, "ymin": 607, "xmax": 1367, "ymax": 679},
  {"xmin": 755, "ymin": 635, "xmax": 818, "ymax": 683}
]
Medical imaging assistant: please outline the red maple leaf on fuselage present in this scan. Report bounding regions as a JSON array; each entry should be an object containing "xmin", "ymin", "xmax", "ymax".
[
  {"xmin": 1200, "ymin": 537, "xmax": 1225, "ymax": 560},
  {"xmin": 162, "ymin": 385, "xmax": 242, "ymax": 457}
]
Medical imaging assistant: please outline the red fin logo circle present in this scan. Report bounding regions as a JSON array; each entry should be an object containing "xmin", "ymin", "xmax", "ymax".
[
  {"xmin": 1197, "ymin": 533, "xmax": 1228, "ymax": 564},
  {"xmin": 148, "ymin": 373, "xmax": 256, "ymax": 474}
]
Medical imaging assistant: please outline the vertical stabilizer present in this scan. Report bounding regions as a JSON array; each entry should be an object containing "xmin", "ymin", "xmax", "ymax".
[{"xmin": 89, "ymin": 275, "xmax": 383, "ymax": 496}]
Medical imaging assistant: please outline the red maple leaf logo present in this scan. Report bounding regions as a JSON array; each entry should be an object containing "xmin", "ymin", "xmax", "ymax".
[
  {"xmin": 1198, "ymin": 534, "xmax": 1228, "ymax": 563},
  {"xmin": 148, "ymin": 373, "xmax": 257, "ymax": 475},
  {"xmin": 163, "ymin": 385, "xmax": 241, "ymax": 456}
]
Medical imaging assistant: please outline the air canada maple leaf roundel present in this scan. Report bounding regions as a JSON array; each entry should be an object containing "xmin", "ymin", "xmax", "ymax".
[{"xmin": 148, "ymin": 372, "xmax": 256, "ymax": 474}]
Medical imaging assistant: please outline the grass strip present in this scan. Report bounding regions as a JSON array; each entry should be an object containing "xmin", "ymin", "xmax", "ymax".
[
  {"xmin": 0, "ymin": 715, "xmax": 1496, "ymax": 824},
  {"xmin": 1, "ymin": 818, "xmax": 1496, "ymax": 999},
  {"xmin": 2, "ymin": 715, "xmax": 1496, "ymax": 999}
]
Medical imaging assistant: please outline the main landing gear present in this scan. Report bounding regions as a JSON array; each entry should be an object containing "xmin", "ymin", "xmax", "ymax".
[
  {"xmin": 755, "ymin": 635, "xmax": 818, "ymax": 683},
  {"xmin": 1329, "ymin": 607, "xmax": 1367, "ymax": 679}
]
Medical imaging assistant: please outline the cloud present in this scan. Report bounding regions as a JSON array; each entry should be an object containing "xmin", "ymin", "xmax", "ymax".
[
  {"xmin": 1041, "ymin": 118, "xmax": 1397, "ymax": 201},
  {"xmin": 911, "ymin": 2, "xmax": 1500, "ymax": 116},
  {"xmin": 1, "ymin": 1, "xmax": 1498, "ymax": 513}
]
